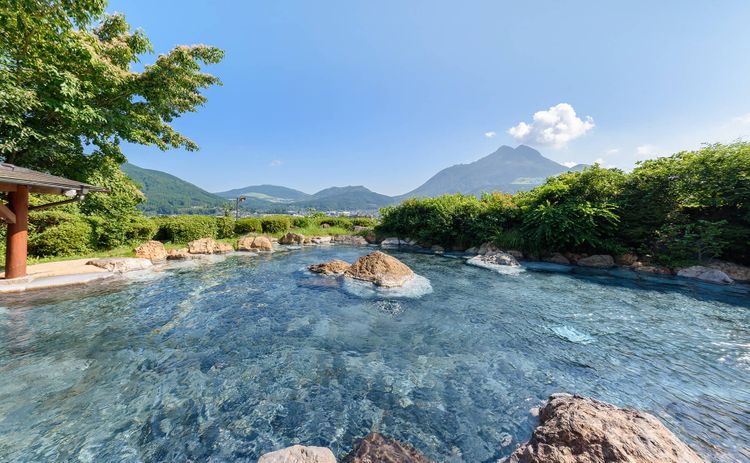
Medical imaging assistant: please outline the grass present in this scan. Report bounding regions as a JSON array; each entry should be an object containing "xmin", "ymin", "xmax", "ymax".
[{"xmin": 0, "ymin": 225, "xmax": 369, "ymax": 271}]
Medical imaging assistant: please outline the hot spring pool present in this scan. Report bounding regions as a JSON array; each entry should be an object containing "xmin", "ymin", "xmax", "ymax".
[{"xmin": 1, "ymin": 247, "xmax": 749, "ymax": 462}]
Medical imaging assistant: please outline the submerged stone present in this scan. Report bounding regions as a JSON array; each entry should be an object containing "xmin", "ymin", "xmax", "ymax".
[
  {"xmin": 504, "ymin": 394, "xmax": 704, "ymax": 463},
  {"xmin": 543, "ymin": 252, "xmax": 570, "ymax": 265},
  {"xmin": 345, "ymin": 251, "xmax": 414, "ymax": 287},
  {"xmin": 576, "ymin": 254, "xmax": 615, "ymax": 268},
  {"xmin": 343, "ymin": 433, "xmax": 434, "ymax": 463},
  {"xmin": 258, "ymin": 445, "xmax": 336, "ymax": 463}
]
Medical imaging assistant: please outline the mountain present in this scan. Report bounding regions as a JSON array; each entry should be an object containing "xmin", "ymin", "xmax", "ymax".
[
  {"xmin": 293, "ymin": 186, "xmax": 395, "ymax": 211},
  {"xmin": 122, "ymin": 163, "xmax": 227, "ymax": 215},
  {"xmin": 215, "ymin": 184, "xmax": 310, "ymax": 202},
  {"xmin": 399, "ymin": 144, "xmax": 582, "ymax": 199}
]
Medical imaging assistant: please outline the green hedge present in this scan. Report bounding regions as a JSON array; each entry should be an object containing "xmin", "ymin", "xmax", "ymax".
[
  {"xmin": 28, "ymin": 212, "xmax": 94, "ymax": 257},
  {"xmin": 261, "ymin": 215, "xmax": 291, "ymax": 233},
  {"xmin": 235, "ymin": 217, "xmax": 262, "ymax": 234},
  {"xmin": 155, "ymin": 216, "xmax": 219, "ymax": 243}
]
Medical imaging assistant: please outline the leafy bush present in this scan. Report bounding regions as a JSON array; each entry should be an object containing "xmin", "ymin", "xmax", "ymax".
[
  {"xmin": 261, "ymin": 215, "xmax": 291, "ymax": 233},
  {"xmin": 216, "ymin": 216, "xmax": 235, "ymax": 239},
  {"xmin": 292, "ymin": 216, "xmax": 313, "ymax": 228},
  {"xmin": 315, "ymin": 216, "xmax": 352, "ymax": 230},
  {"xmin": 654, "ymin": 219, "xmax": 728, "ymax": 266},
  {"xmin": 156, "ymin": 216, "xmax": 219, "ymax": 243},
  {"xmin": 235, "ymin": 217, "xmax": 262, "ymax": 234},
  {"xmin": 350, "ymin": 217, "xmax": 377, "ymax": 228},
  {"xmin": 125, "ymin": 216, "xmax": 158, "ymax": 243},
  {"xmin": 29, "ymin": 220, "xmax": 93, "ymax": 256}
]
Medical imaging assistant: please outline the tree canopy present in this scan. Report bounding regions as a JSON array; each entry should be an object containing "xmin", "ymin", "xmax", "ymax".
[{"xmin": 0, "ymin": 0, "xmax": 224, "ymax": 180}]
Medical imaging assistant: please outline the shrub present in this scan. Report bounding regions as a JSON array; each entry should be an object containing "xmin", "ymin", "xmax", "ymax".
[
  {"xmin": 235, "ymin": 217, "xmax": 262, "ymax": 234},
  {"xmin": 216, "ymin": 216, "xmax": 235, "ymax": 239},
  {"xmin": 156, "ymin": 216, "xmax": 219, "ymax": 243},
  {"xmin": 125, "ymin": 216, "xmax": 158, "ymax": 243},
  {"xmin": 29, "ymin": 220, "xmax": 93, "ymax": 257},
  {"xmin": 291, "ymin": 216, "xmax": 313, "ymax": 228},
  {"xmin": 315, "ymin": 216, "xmax": 352, "ymax": 230},
  {"xmin": 350, "ymin": 217, "xmax": 377, "ymax": 228},
  {"xmin": 261, "ymin": 215, "xmax": 291, "ymax": 233}
]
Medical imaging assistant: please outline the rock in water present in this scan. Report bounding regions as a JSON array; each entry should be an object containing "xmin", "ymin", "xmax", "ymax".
[
  {"xmin": 504, "ymin": 394, "xmax": 704, "ymax": 463},
  {"xmin": 543, "ymin": 252, "xmax": 570, "ymax": 265},
  {"xmin": 258, "ymin": 445, "xmax": 336, "ymax": 463},
  {"xmin": 86, "ymin": 258, "xmax": 153, "ymax": 273},
  {"xmin": 166, "ymin": 248, "xmax": 190, "ymax": 260},
  {"xmin": 333, "ymin": 235, "xmax": 368, "ymax": 246},
  {"xmin": 343, "ymin": 433, "xmax": 434, "ymax": 463},
  {"xmin": 471, "ymin": 251, "xmax": 520, "ymax": 267},
  {"xmin": 345, "ymin": 251, "xmax": 414, "ymax": 287},
  {"xmin": 576, "ymin": 254, "xmax": 615, "ymax": 268},
  {"xmin": 187, "ymin": 238, "xmax": 233, "ymax": 254},
  {"xmin": 677, "ymin": 266, "xmax": 734, "ymax": 284},
  {"xmin": 707, "ymin": 259, "xmax": 750, "ymax": 282},
  {"xmin": 134, "ymin": 240, "xmax": 167, "ymax": 262},
  {"xmin": 238, "ymin": 235, "xmax": 273, "ymax": 251},
  {"xmin": 308, "ymin": 259, "xmax": 351, "ymax": 275},
  {"xmin": 310, "ymin": 236, "xmax": 333, "ymax": 244},
  {"xmin": 279, "ymin": 232, "xmax": 305, "ymax": 245}
]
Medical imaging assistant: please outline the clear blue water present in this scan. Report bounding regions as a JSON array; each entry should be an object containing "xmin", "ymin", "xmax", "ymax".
[{"xmin": 1, "ymin": 247, "xmax": 749, "ymax": 462}]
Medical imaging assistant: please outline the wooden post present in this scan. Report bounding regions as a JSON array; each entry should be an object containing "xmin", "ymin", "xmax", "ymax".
[{"xmin": 5, "ymin": 185, "xmax": 29, "ymax": 279}]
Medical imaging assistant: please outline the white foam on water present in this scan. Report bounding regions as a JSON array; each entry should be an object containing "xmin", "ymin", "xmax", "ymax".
[
  {"xmin": 550, "ymin": 325, "xmax": 595, "ymax": 344},
  {"xmin": 341, "ymin": 274, "xmax": 432, "ymax": 299},
  {"xmin": 466, "ymin": 256, "xmax": 525, "ymax": 275}
]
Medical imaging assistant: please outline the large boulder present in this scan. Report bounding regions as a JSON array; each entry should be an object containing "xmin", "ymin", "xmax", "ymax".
[
  {"xmin": 380, "ymin": 237, "xmax": 406, "ymax": 247},
  {"xmin": 707, "ymin": 259, "xmax": 750, "ymax": 282},
  {"xmin": 677, "ymin": 266, "xmax": 734, "ymax": 284},
  {"xmin": 308, "ymin": 259, "xmax": 351, "ymax": 275},
  {"xmin": 134, "ymin": 240, "xmax": 167, "ymax": 262},
  {"xmin": 333, "ymin": 235, "xmax": 368, "ymax": 246},
  {"xmin": 279, "ymin": 232, "xmax": 305, "ymax": 245},
  {"xmin": 543, "ymin": 252, "xmax": 570, "ymax": 265},
  {"xmin": 345, "ymin": 251, "xmax": 414, "ymax": 287},
  {"xmin": 576, "ymin": 254, "xmax": 615, "ymax": 268},
  {"xmin": 633, "ymin": 263, "xmax": 672, "ymax": 275},
  {"xmin": 616, "ymin": 253, "xmax": 639, "ymax": 266},
  {"xmin": 258, "ymin": 445, "xmax": 336, "ymax": 463},
  {"xmin": 504, "ymin": 394, "xmax": 704, "ymax": 463},
  {"xmin": 86, "ymin": 258, "xmax": 153, "ymax": 273},
  {"xmin": 343, "ymin": 433, "xmax": 434, "ymax": 463},
  {"xmin": 187, "ymin": 238, "xmax": 232, "ymax": 254},
  {"xmin": 238, "ymin": 235, "xmax": 273, "ymax": 251},
  {"xmin": 478, "ymin": 242, "xmax": 501, "ymax": 255}
]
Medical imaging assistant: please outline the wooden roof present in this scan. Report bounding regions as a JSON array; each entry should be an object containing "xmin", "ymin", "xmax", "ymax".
[{"xmin": 0, "ymin": 163, "xmax": 107, "ymax": 195}]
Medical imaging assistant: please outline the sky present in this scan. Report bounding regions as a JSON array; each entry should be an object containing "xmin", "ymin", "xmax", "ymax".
[{"xmin": 109, "ymin": 0, "xmax": 750, "ymax": 196}]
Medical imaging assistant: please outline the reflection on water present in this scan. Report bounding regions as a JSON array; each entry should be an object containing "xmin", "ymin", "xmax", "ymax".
[{"xmin": 1, "ymin": 247, "xmax": 749, "ymax": 462}]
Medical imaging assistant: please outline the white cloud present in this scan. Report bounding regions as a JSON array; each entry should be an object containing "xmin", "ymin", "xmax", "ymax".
[
  {"xmin": 605, "ymin": 148, "xmax": 620, "ymax": 155},
  {"xmin": 269, "ymin": 159, "xmax": 283, "ymax": 167},
  {"xmin": 561, "ymin": 161, "xmax": 577, "ymax": 168},
  {"xmin": 508, "ymin": 103, "xmax": 595, "ymax": 148},
  {"xmin": 734, "ymin": 113, "xmax": 750, "ymax": 125},
  {"xmin": 484, "ymin": 131, "xmax": 496, "ymax": 138}
]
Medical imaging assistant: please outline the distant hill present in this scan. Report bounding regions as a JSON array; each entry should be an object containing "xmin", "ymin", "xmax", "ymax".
[
  {"xmin": 215, "ymin": 184, "xmax": 310, "ymax": 201},
  {"xmin": 293, "ymin": 186, "xmax": 395, "ymax": 211},
  {"xmin": 124, "ymin": 146, "xmax": 589, "ymax": 214},
  {"xmin": 399, "ymin": 145, "xmax": 582, "ymax": 199},
  {"xmin": 122, "ymin": 163, "xmax": 227, "ymax": 215}
]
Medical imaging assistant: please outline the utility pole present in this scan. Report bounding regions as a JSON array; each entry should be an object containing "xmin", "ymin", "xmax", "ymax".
[{"xmin": 235, "ymin": 196, "xmax": 246, "ymax": 219}]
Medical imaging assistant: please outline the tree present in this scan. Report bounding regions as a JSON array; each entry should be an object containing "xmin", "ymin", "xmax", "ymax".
[{"xmin": 0, "ymin": 0, "xmax": 224, "ymax": 180}]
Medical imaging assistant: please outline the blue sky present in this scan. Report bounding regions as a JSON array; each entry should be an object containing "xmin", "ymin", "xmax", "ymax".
[{"xmin": 110, "ymin": 0, "xmax": 750, "ymax": 195}]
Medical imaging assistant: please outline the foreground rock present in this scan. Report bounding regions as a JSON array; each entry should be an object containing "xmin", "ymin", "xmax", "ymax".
[
  {"xmin": 576, "ymin": 254, "xmax": 614, "ymax": 268},
  {"xmin": 677, "ymin": 265, "xmax": 733, "ymax": 284},
  {"xmin": 187, "ymin": 238, "xmax": 233, "ymax": 254},
  {"xmin": 469, "ymin": 251, "xmax": 520, "ymax": 267},
  {"xmin": 258, "ymin": 445, "xmax": 336, "ymax": 463},
  {"xmin": 343, "ymin": 433, "xmax": 434, "ymax": 463},
  {"xmin": 279, "ymin": 232, "xmax": 305, "ymax": 245},
  {"xmin": 134, "ymin": 240, "xmax": 167, "ymax": 262},
  {"xmin": 308, "ymin": 259, "xmax": 351, "ymax": 275},
  {"xmin": 504, "ymin": 394, "xmax": 704, "ymax": 463},
  {"xmin": 345, "ymin": 251, "xmax": 414, "ymax": 287},
  {"xmin": 238, "ymin": 235, "xmax": 273, "ymax": 251},
  {"xmin": 86, "ymin": 258, "xmax": 153, "ymax": 273},
  {"xmin": 333, "ymin": 234, "xmax": 368, "ymax": 246}
]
